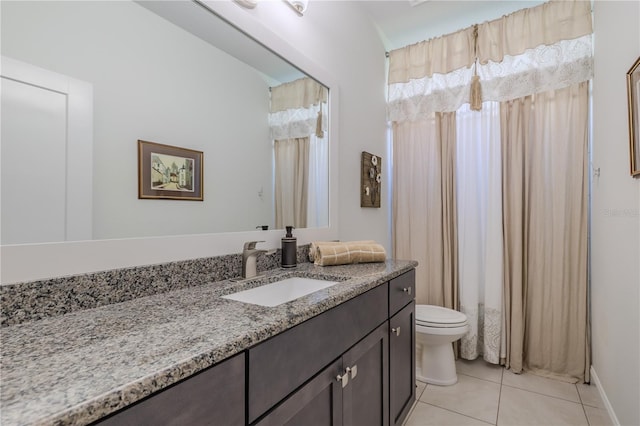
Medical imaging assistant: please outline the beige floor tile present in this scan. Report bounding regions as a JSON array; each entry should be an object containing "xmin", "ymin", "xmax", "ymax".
[
  {"xmin": 420, "ymin": 374, "xmax": 500, "ymax": 424},
  {"xmin": 457, "ymin": 358, "xmax": 504, "ymax": 384},
  {"xmin": 577, "ymin": 383, "xmax": 605, "ymax": 409},
  {"xmin": 583, "ymin": 405, "xmax": 614, "ymax": 426},
  {"xmin": 498, "ymin": 386, "xmax": 588, "ymax": 426},
  {"xmin": 502, "ymin": 370, "xmax": 580, "ymax": 402},
  {"xmin": 416, "ymin": 380, "xmax": 427, "ymax": 400},
  {"xmin": 405, "ymin": 401, "xmax": 493, "ymax": 426}
]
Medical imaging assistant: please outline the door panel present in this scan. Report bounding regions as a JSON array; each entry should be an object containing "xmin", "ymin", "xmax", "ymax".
[
  {"xmin": 390, "ymin": 302, "xmax": 416, "ymax": 426},
  {"xmin": 1, "ymin": 56, "xmax": 93, "ymax": 245},
  {"xmin": 1, "ymin": 77, "xmax": 67, "ymax": 244},
  {"xmin": 343, "ymin": 323, "xmax": 389, "ymax": 426},
  {"xmin": 256, "ymin": 358, "xmax": 343, "ymax": 426}
]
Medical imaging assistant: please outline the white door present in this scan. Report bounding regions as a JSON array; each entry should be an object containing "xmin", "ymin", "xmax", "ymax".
[{"xmin": 1, "ymin": 56, "xmax": 93, "ymax": 244}]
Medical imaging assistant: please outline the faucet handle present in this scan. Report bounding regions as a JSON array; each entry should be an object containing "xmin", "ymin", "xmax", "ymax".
[{"xmin": 244, "ymin": 241, "xmax": 265, "ymax": 250}]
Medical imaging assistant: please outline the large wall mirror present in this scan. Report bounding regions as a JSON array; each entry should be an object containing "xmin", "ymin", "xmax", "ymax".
[{"xmin": 1, "ymin": 0, "xmax": 330, "ymax": 246}]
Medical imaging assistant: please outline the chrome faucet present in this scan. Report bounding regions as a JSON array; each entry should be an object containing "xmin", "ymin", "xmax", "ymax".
[{"xmin": 241, "ymin": 241, "xmax": 271, "ymax": 279}]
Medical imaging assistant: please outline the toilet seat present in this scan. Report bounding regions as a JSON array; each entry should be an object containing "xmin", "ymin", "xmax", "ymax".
[{"xmin": 416, "ymin": 305, "xmax": 468, "ymax": 328}]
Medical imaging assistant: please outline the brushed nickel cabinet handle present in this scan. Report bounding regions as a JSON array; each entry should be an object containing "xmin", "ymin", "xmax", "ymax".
[
  {"xmin": 392, "ymin": 327, "xmax": 401, "ymax": 336},
  {"xmin": 336, "ymin": 370, "xmax": 349, "ymax": 388},
  {"xmin": 349, "ymin": 365, "xmax": 358, "ymax": 380},
  {"xmin": 402, "ymin": 287, "xmax": 412, "ymax": 295}
]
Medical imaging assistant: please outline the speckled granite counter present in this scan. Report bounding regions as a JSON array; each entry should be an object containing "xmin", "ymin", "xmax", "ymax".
[{"xmin": 1, "ymin": 260, "xmax": 417, "ymax": 426}]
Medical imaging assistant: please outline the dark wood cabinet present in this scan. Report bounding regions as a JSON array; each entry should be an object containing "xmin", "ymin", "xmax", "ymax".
[
  {"xmin": 95, "ymin": 352, "xmax": 245, "ymax": 426},
  {"xmin": 389, "ymin": 301, "xmax": 416, "ymax": 426},
  {"xmin": 256, "ymin": 323, "xmax": 389, "ymax": 426},
  {"xmin": 94, "ymin": 269, "xmax": 416, "ymax": 426}
]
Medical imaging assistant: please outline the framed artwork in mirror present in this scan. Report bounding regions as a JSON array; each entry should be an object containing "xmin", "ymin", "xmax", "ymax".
[
  {"xmin": 361, "ymin": 151, "xmax": 382, "ymax": 208},
  {"xmin": 627, "ymin": 56, "xmax": 640, "ymax": 177},
  {"xmin": 138, "ymin": 140, "xmax": 204, "ymax": 200}
]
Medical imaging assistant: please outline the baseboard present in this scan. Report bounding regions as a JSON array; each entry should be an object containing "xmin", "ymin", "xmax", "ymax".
[{"xmin": 590, "ymin": 365, "xmax": 621, "ymax": 426}]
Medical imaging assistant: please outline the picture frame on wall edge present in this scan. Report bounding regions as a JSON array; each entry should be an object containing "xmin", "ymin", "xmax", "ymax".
[{"xmin": 627, "ymin": 56, "xmax": 640, "ymax": 177}]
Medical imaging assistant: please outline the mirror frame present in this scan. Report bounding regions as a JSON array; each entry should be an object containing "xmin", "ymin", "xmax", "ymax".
[{"xmin": 0, "ymin": 0, "xmax": 339, "ymax": 284}]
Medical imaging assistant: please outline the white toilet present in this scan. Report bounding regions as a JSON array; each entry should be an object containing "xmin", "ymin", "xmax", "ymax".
[{"xmin": 415, "ymin": 304, "xmax": 469, "ymax": 385}]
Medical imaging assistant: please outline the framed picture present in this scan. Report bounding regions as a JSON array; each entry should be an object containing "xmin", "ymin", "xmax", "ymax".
[
  {"xmin": 138, "ymin": 140, "xmax": 203, "ymax": 200},
  {"xmin": 361, "ymin": 151, "xmax": 382, "ymax": 208},
  {"xmin": 627, "ymin": 56, "xmax": 640, "ymax": 177}
]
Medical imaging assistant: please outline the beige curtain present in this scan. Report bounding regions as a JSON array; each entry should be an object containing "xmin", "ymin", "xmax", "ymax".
[
  {"xmin": 388, "ymin": 0, "xmax": 592, "ymax": 85},
  {"xmin": 274, "ymin": 138, "xmax": 309, "ymax": 229},
  {"xmin": 270, "ymin": 77, "xmax": 327, "ymax": 113},
  {"xmin": 388, "ymin": 27, "xmax": 475, "ymax": 84},
  {"xmin": 477, "ymin": 0, "xmax": 592, "ymax": 65},
  {"xmin": 392, "ymin": 113, "xmax": 458, "ymax": 310},
  {"xmin": 501, "ymin": 82, "xmax": 590, "ymax": 383}
]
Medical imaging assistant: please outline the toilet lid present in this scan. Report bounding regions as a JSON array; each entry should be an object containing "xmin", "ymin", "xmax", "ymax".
[{"xmin": 416, "ymin": 305, "xmax": 467, "ymax": 327}]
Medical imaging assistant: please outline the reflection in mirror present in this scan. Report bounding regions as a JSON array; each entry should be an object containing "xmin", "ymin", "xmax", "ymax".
[{"xmin": 0, "ymin": 0, "xmax": 329, "ymax": 246}]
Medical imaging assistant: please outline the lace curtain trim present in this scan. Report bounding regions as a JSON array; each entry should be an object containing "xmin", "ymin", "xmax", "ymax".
[
  {"xmin": 460, "ymin": 304, "xmax": 503, "ymax": 364},
  {"xmin": 269, "ymin": 103, "xmax": 328, "ymax": 141},
  {"xmin": 387, "ymin": 35, "xmax": 593, "ymax": 122}
]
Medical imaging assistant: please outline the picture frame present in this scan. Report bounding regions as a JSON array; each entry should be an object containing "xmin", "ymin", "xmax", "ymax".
[
  {"xmin": 361, "ymin": 151, "xmax": 382, "ymax": 208},
  {"xmin": 138, "ymin": 140, "xmax": 203, "ymax": 200},
  {"xmin": 627, "ymin": 56, "xmax": 640, "ymax": 177}
]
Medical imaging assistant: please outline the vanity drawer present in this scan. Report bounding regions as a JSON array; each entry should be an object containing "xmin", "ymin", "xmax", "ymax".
[
  {"xmin": 389, "ymin": 269, "xmax": 415, "ymax": 316},
  {"xmin": 96, "ymin": 352, "xmax": 245, "ymax": 426},
  {"xmin": 248, "ymin": 282, "xmax": 388, "ymax": 423}
]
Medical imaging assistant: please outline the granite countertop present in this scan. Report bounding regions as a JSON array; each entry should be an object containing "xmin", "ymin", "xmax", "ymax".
[{"xmin": 1, "ymin": 260, "xmax": 417, "ymax": 426}]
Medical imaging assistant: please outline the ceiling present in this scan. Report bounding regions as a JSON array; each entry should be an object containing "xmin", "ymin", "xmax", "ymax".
[{"xmin": 356, "ymin": 0, "xmax": 545, "ymax": 51}]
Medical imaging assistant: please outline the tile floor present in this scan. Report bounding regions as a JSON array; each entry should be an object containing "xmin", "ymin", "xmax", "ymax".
[{"xmin": 404, "ymin": 358, "xmax": 613, "ymax": 426}]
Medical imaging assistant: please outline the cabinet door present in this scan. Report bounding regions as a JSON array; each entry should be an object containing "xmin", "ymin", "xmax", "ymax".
[
  {"xmin": 96, "ymin": 353, "xmax": 245, "ymax": 426},
  {"xmin": 255, "ymin": 358, "xmax": 343, "ymax": 426},
  {"xmin": 343, "ymin": 323, "xmax": 389, "ymax": 426},
  {"xmin": 389, "ymin": 302, "xmax": 416, "ymax": 426}
]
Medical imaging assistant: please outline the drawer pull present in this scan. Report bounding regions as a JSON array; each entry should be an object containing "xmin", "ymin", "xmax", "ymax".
[
  {"xmin": 392, "ymin": 327, "xmax": 401, "ymax": 336},
  {"xmin": 402, "ymin": 287, "xmax": 412, "ymax": 295},
  {"xmin": 336, "ymin": 370, "xmax": 349, "ymax": 388},
  {"xmin": 349, "ymin": 365, "xmax": 358, "ymax": 380}
]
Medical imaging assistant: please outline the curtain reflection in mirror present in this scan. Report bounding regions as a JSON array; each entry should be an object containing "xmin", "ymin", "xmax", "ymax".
[{"xmin": 270, "ymin": 78, "xmax": 328, "ymax": 229}]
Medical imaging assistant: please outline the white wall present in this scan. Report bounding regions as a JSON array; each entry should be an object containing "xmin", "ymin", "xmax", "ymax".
[
  {"xmin": 1, "ymin": 1, "xmax": 273, "ymax": 240},
  {"xmin": 591, "ymin": 2, "xmax": 640, "ymax": 425}
]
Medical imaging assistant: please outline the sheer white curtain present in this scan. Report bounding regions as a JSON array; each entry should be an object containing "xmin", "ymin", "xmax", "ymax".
[
  {"xmin": 307, "ymin": 132, "xmax": 329, "ymax": 228},
  {"xmin": 455, "ymin": 102, "xmax": 504, "ymax": 363}
]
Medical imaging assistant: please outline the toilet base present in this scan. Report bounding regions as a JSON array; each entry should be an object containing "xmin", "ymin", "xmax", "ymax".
[{"xmin": 416, "ymin": 342, "xmax": 458, "ymax": 386}]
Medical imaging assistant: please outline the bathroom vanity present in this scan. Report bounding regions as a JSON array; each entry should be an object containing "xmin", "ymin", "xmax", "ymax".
[{"xmin": 0, "ymin": 260, "xmax": 416, "ymax": 426}]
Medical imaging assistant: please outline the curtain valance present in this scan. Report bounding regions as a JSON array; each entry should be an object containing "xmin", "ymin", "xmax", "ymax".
[
  {"xmin": 387, "ymin": 0, "xmax": 593, "ymax": 122},
  {"xmin": 270, "ymin": 77, "xmax": 327, "ymax": 112},
  {"xmin": 388, "ymin": 0, "xmax": 592, "ymax": 85},
  {"xmin": 269, "ymin": 103, "xmax": 328, "ymax": 141},
  {"xmin": 477, "ymin": 0, "xmax": 592, "ymax": 65},
  {"xmin": 388, "ymin": 27, "xmax": 475, "ymax": 84},
  {"xmin": 270, "ymin": 77, "xmax": 328, "ymax": 140},
  {"xmin": 388, "ymin": 35, "xmax": 593, "ymax": 121}
]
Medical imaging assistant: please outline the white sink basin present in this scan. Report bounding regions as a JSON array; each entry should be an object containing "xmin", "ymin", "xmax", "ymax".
[{"xmin": 222, "ymin": 277, "xmax": 338, "ymax": 307}]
